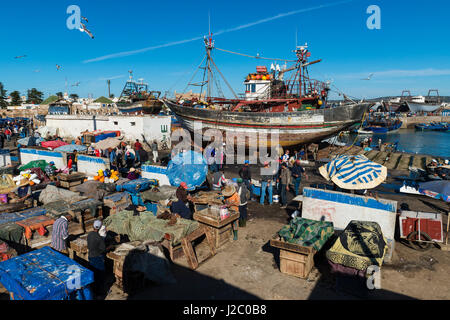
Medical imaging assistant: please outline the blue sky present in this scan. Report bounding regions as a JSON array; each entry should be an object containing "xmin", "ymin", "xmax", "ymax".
[{"xmin": 0, "ymin": 0, "xmax": 449, "ymax": 100}]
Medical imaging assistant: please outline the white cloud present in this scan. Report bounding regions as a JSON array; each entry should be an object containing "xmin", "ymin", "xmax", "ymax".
[
  {"xmin": 336, "ymin": 68, "xmax": 450, "ymax": 79},
  {"xmin": 83, "ymin": 0, "xmax": 355, "ymax": 64},
  {"xmin": 98, "ymin": 75, "xmax": 126, "ymax": 81}
]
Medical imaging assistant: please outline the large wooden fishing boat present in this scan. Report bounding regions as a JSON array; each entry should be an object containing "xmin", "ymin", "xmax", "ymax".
[{"xmin": 163, "ymin": 34, "xmax": 370, "ymax": 147}]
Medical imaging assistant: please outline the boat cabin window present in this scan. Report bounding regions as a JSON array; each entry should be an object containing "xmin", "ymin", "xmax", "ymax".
[
  {"xmin": 114, "ymin": 121, "xmax": 118, "ymax": 125},
  {"xmin": 251, "ymin": 84, "xmax": 256, "ymax": 93},
  {"xmin": 130, "ymin": 122, "xmax": 136, "ymax": 126}
]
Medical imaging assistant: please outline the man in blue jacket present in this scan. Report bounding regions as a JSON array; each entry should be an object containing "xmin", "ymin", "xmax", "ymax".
[{"xmin": 291, "ymin": 160, "xmax": 307, "ymax": 196}]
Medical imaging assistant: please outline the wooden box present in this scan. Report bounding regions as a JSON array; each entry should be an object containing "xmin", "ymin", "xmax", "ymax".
[
  {"xmin": 193, "ymin": 209, "xmax": 239, "ymax": 249},
  {"xmin": 57, "ymin": 173, "xmax": 86, "ymax": 190},
  {"xmin": 270, "ymin": 237, "xmax": 316, "ymax": 279}
]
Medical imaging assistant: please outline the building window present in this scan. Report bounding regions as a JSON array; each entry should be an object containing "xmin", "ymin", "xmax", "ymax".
[
  {"xmin": 130, "ymin": 122, "xmax": 136, "ymax": 126},
  {"xmin": 161, "ymin": 125, "xmax": 168, "ymax": 133}
]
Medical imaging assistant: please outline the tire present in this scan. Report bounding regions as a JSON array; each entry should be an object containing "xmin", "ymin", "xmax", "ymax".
[{"xmin": 407, "ymin": 231, "xmax": 433, "ymax": 251}]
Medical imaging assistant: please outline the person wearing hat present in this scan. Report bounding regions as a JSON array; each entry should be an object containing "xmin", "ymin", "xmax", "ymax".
[
  {"xmin": 260, "ymin": 161, "xmax": 274, "ymax": 205},
  {"xmin": 127, "ymin": 167, "xmax": 140, "ymax": 180},
  {"xmin": 291, "ymin": 160, "xmax": 307, "ymax": 196},
  {"xmin": 278, "ymin": 162, "xmax": 290, "ymax": 208},
  {"xmin": 236, "ymin": 178, "xmax": 250, "ymax": 227},
  {"xmin": 176, "ymin": 182, "xmax": 191, "ymax": 204},
  {"xmin": 45, "ymin": 161, "xmax": 57, "ymax": 180},
  {"xmin": 222, "ymin": 185, "xmax": 240, "ymax": 240},
  {"xmin": 87, "ymin": 220, "xmax": 108, "ymax": 296}
]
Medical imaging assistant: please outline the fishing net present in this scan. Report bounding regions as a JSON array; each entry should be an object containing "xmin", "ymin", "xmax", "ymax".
[
  {"xmin": 38, "ymin": 185, "xmax": 84, "ymax": 205},
  {"xmin": 104, "ymin": 210, "xmax": 199, "ymax": 246},
  {"xmin": 278, "ymin": 217, "xmax": 334, "ymax": 251}
]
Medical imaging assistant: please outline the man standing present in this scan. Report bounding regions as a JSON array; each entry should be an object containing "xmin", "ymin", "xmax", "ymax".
[
  {"xmin": 87, "ymin": 220, "xmax": 107, "ymax": 297},
  {"xmin": 0, "ymin": 130, "xmax": 4, "ymax": 149},
  {"xmin": 51, "ymin": 215, "xmax": 69, "ymax": 254},
  {"xmin": 239, "ymin": 160, "xmax": 253, "ymax": 199},
  {"xmin": 222, "ymin": 185, "xmax": 240, "ymax": 240},
  {"xmin": 151, "ymin": 140, "xmax": 159, "ymax": 163},
  {"xmin": 236, "ymin": 178, "xmax": 250, "ymax": 227},
  {"xmin": 291, "ymin": 160, "xmax": 307, "ymax": 196},
  {"xmin": 45, "ymin": 161, "xmax": 57, "ymax": 180},
  {"xmin": 278, "ymin": 163, "xmax": 290, "ymax": 209},
  {"xmin": 134, "ymin": 139, "xmax": 143, "ymax": 151},
  {"xmin": 281, "ymin": 149, "xmax": 290, "ymax": 163},
  {"xmin": 260, "ymin": 161, "xmax": 274, "ymax": 205}
]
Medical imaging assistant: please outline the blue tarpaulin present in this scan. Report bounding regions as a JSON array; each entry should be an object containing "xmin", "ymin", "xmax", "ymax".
[
  {"xmin": 167, "ymin": 151, "xmax": 208, "ymax": 191},
  {"xmin": 54, "ymin": 144, "xmax": 87, "ymax": 153},
  {"xmin": 0, "ymin": 207, "xmax": 47, "ymax": 226},
  {"xmin": 419, "ymin": 180, "xmax": 450, "ymax": 203},
  {"xmin": 0, "ymin": 246, "xmax": 94, "ymax": 300}
]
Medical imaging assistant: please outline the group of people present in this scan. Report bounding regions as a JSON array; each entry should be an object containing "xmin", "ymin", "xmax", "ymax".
[
  {"xmin": 82, "ymin": 139, "xmax": 160, "ymax": 171},
  {"xmin": 51, "ymin": 216, "xmax": 111, "ymax": 297},
  {"xmin": 208, "ymin": 148, "xmax": 309, "ymax": 213},
  {"xmin": 0, "ymin": 119, "xmax": 33, "ymax": 148}
]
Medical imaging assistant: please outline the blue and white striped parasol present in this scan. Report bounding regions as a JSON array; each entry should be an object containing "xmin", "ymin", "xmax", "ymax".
[{"xmin": 319, "ymin": 154, "xmax": 387, "ymax": 190}]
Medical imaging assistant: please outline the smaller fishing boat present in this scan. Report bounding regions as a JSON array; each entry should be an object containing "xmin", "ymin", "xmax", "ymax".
[
  {"xmin": 415, "ymin": 122, "xmax": 448, "ymax": 131},
  {"xmin": 357, "ymin": 118, "xmax": 402, "ymax": 134}
]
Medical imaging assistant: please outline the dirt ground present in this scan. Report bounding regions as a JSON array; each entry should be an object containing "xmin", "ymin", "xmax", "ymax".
[{"xmin": 104, "ymin": 164, "xmax": 450, "ymax": 300}]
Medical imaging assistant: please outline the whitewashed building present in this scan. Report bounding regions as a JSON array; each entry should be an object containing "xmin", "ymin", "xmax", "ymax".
[{"xmin": 45, "ymin": 115, "xmax": 172, "ymax": 145}]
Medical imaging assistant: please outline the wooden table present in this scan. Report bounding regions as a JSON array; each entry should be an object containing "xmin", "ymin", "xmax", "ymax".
[
  {"xmin": 160, "ymin": 224, "xmax": 216, "ymax": 270},
  {"xmin": 106, "ymin": 242, "xmax": 146, "ymax": 292},
  {"xmin": 193, "ymin": 208, "xmax": 240, "ymax": 249}
]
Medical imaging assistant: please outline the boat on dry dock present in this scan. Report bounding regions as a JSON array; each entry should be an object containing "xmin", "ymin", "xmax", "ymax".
[
  {"xmin": 117, "ymin": 71, "xmax": 163, "ymax": 115},
  {"xmin": 163, "ymin": 35, "xmax": 370, "ymax": 147}
]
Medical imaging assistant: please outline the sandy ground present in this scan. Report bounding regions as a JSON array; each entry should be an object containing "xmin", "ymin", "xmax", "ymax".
[{"xmin": 104, "ymin": 165, "xmax": 450, "ymax": 301}]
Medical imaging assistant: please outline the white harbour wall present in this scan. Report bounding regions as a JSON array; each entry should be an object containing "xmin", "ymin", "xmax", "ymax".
[{"xmin": 45, "ymin": 115, "xmax": 172, "ymax": 145}]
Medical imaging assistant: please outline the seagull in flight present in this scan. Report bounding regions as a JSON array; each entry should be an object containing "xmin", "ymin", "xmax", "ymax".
[
  {"xmin": 79, "ymin": 22, "xmax": 94, "ymax": 39},
  {"xmin": 14, "ymin": 55, "xmax": 27, "ymax": 59},
  {"xmin": 361, "ymin": 73, "xmax": 374, "ymax": 80},
  {"xmin": 56, "ymin": 64, "xmax": 62, "ymax": 71},
  {"xmin": 72, "ymin": 82, "xmax": 81, "ymax": 87}
]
